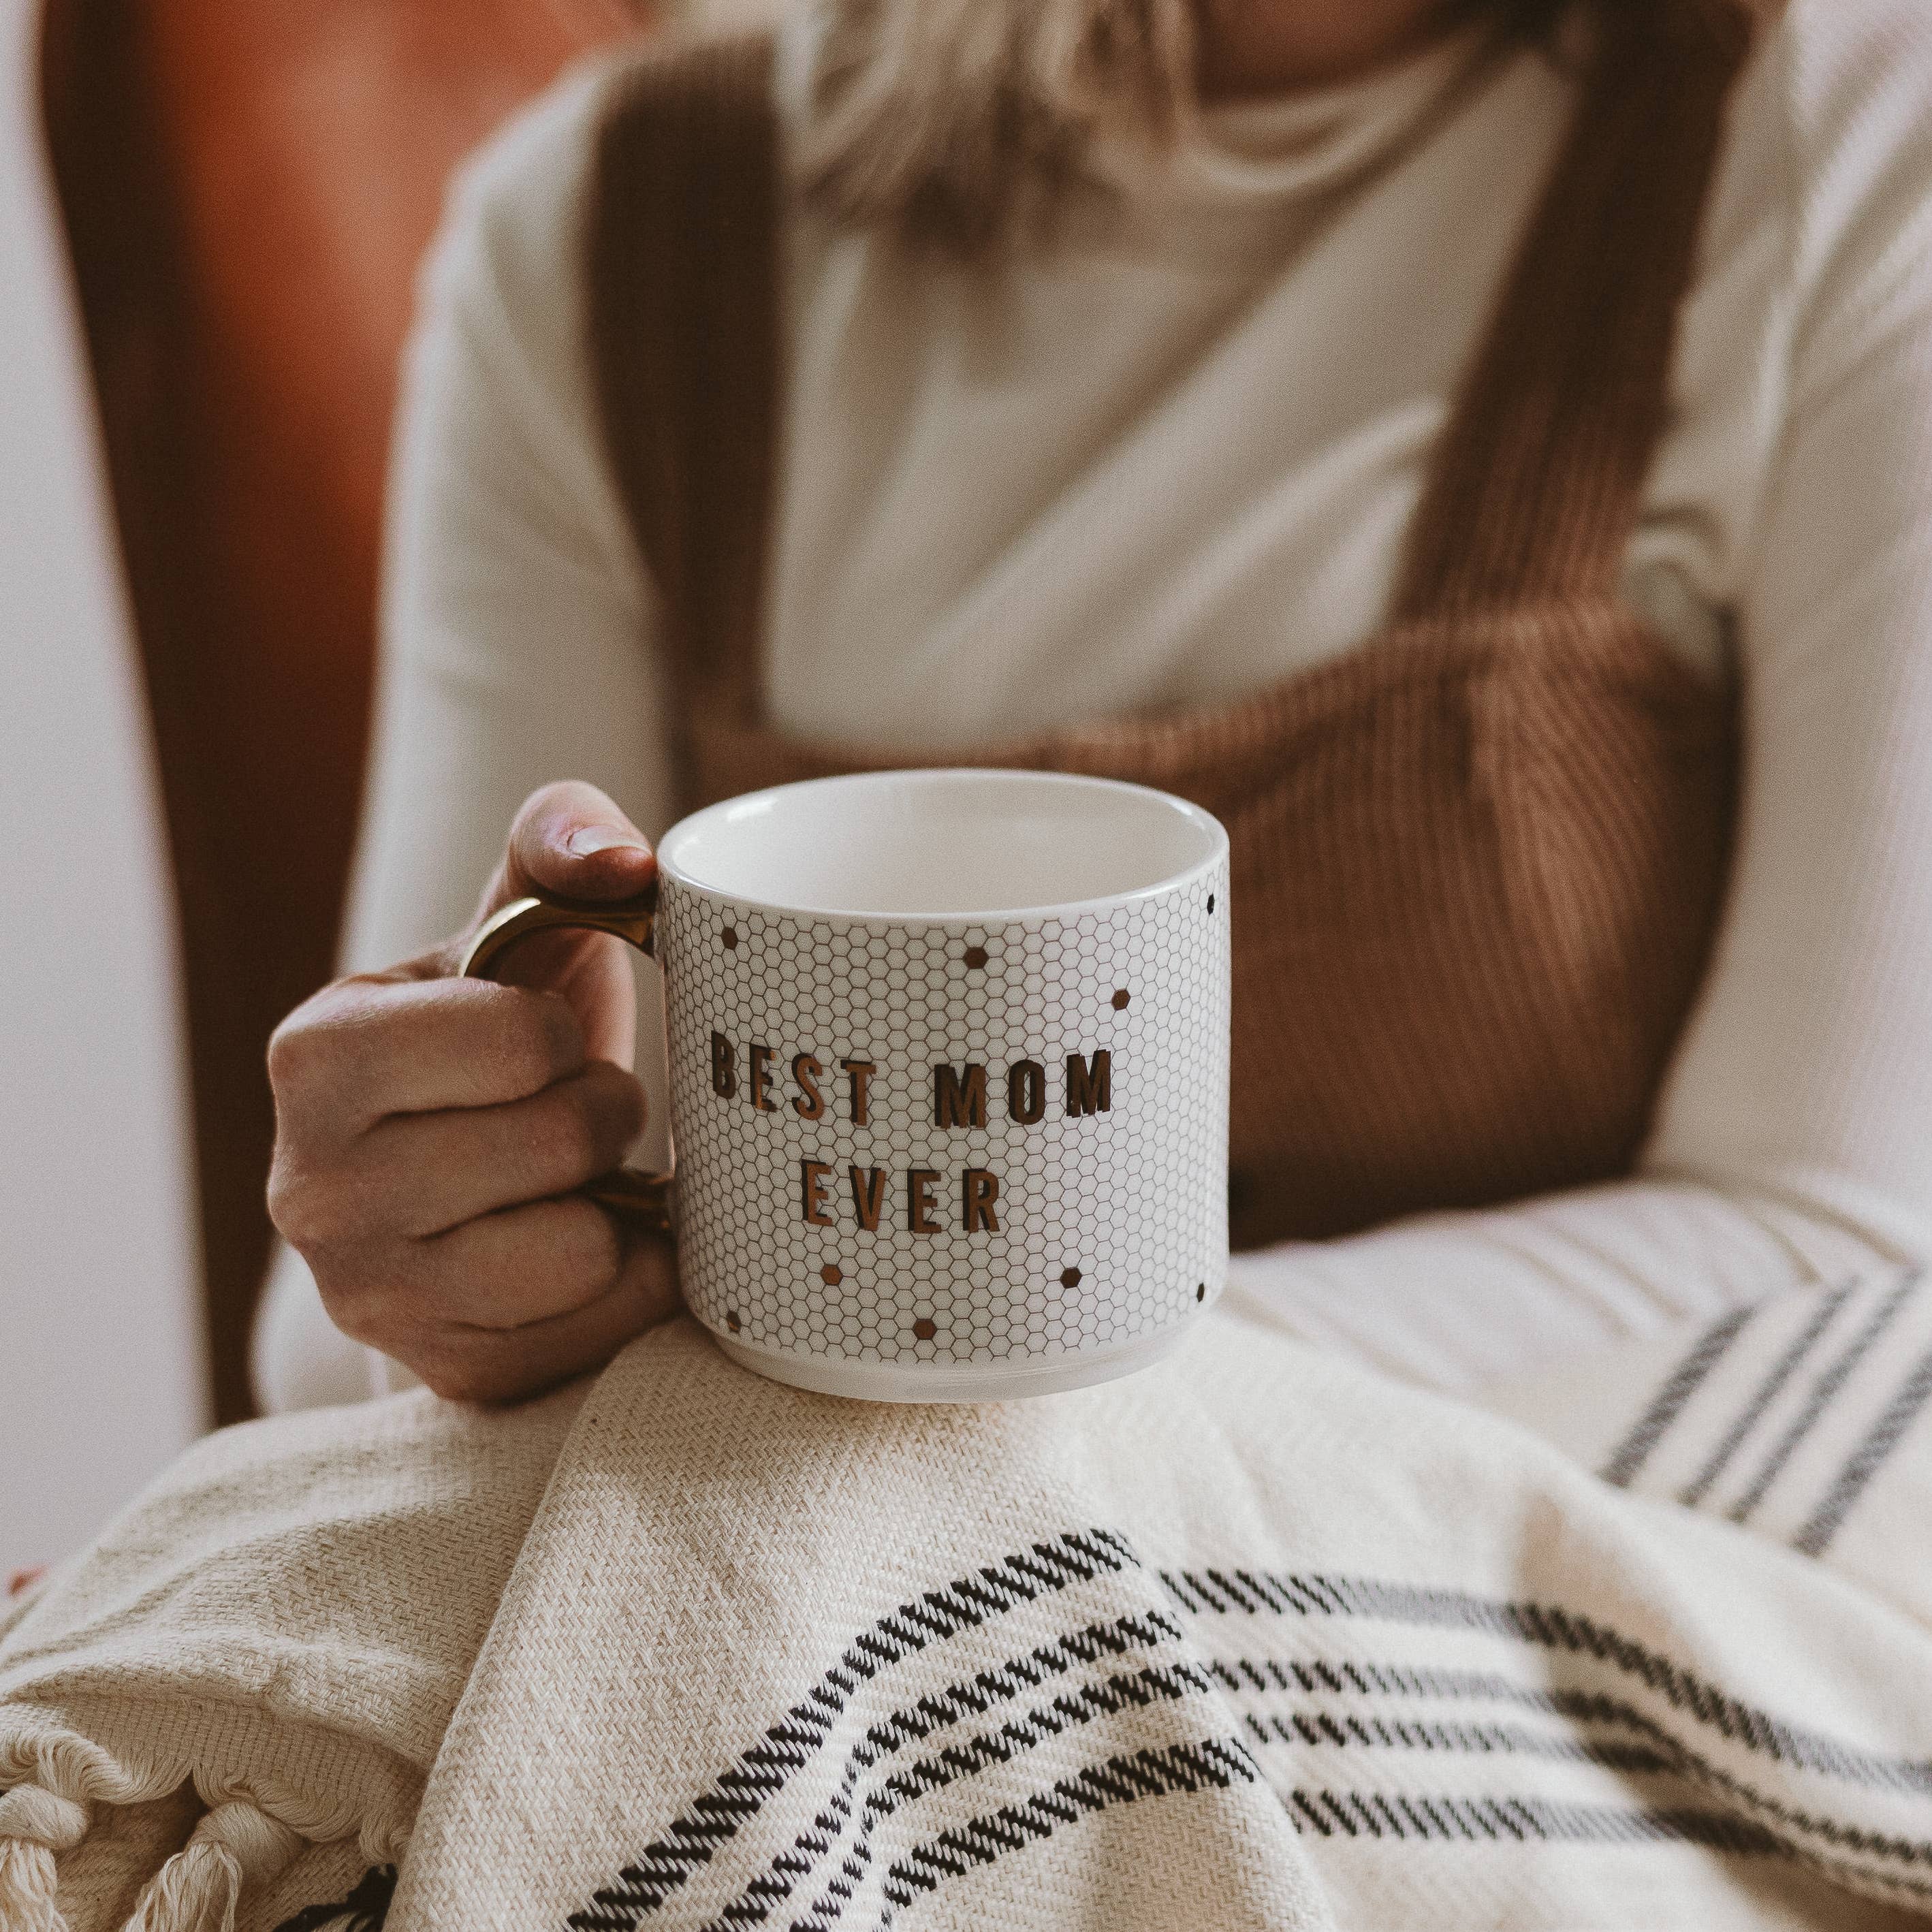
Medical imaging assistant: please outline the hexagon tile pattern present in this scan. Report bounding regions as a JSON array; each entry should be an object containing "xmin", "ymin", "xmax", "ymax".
[{"xmin": 656, "ymin": 857, "xmax": 1231, "ymax": 1378}]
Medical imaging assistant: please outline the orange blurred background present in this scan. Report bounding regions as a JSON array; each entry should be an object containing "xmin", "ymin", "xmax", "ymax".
[{"xmin": 37, "ymin": 0, "xmax": 654, "ymax": 1423}]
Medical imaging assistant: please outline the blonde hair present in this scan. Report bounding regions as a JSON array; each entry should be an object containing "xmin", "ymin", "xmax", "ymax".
[
  {"xmin": 799, "ymin": 0, "xmax": 1197, "ymax": 257},
  {"xmin": 797, "ymin": 0, "xmax": 1760, "ymax": 257}
]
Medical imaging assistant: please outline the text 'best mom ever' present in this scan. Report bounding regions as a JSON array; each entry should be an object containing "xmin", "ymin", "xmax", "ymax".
[{"xmin": 708, "ymin": 1033, "xmax": 1113, "ymax": 1234}]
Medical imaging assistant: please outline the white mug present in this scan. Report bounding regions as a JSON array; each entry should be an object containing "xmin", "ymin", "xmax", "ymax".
[{"xmin": 465, "ymin": 769, "xmax": 1230, "ymax": 1401}]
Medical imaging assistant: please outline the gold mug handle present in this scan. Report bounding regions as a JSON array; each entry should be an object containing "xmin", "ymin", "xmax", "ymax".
[{"xmin": 458, "ymin": 884, "xmax": 672, "ymax": 1235}]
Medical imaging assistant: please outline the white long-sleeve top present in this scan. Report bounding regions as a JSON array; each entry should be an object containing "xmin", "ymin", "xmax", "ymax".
[{"xmin": 256, "ymin": 0, "xmax": 1932, "ymax": 1412}]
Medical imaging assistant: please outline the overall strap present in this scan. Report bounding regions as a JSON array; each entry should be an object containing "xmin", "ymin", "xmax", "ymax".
[
  {"xmin": 1393, "ymin": 2, "xmax": 1756, "ymax": 620},
  {"xmin": 586, "ymin": 33, "xmax": 780, "ymax": 737}
]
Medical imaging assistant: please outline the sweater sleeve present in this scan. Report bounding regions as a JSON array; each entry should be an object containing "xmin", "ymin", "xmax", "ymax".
[
  {"xmin": 253, "ymin": 65, "xmax": 678, "ymax": 1412},
  {"xmin": 1227, "ymin": 1, "xmax": 1932, "ymax": 1398}
]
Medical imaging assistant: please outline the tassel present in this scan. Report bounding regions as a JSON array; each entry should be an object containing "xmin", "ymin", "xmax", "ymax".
[
  {"xmin": 0, "ymin": 1839, "xmax": 67, "ymax": 1932},
  {"xmin": 0, "ymin": 1784, "xmax": 91, "ymax": 1932},
  {"xmin": 123, "ymin": 1801, "xmax": 304, "ymax": 1932}
]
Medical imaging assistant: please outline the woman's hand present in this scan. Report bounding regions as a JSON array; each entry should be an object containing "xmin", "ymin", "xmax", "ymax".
[{"xmin": 267, "ymin": 781, "xmax": 678, "ymax": 1404}]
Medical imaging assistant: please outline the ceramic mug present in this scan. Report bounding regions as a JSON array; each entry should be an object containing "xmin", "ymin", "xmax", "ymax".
[{"xmin": 463, "ymin": 769, "xmax": 1231, "ymax": 1402}]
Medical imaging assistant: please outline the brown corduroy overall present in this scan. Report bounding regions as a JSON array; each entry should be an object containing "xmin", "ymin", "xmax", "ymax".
[{"xmin": 584, "ymin": 5, "xmax": 1749, "ymax": 1252}]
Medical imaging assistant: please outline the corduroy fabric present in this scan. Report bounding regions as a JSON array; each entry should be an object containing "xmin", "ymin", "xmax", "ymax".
[{"xmin": 586, "ymin": 8, "xmax": 1746, "ymax": 1249}]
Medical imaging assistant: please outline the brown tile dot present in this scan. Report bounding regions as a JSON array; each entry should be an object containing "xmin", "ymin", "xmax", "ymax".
[
  {"xmin": 1206, "ymin": 894, "xmax": 1216, "ymax": 914},
  {"xmin": 1111, "ymin": 989, "xmax": 1130, "ymax": 1010},
  {"xmin": 821, "ymin": 1264, "xmax": 842, "ymax": 1287},
  {"xmin": 1060, "ymin": 1267, "xmax": 1082, "ymax": 1289},
  {"xmin": 963, "ymin": 945, "xmax": 988, "ymax": 970},
  {"xmin": 913, "ymin": 1318, "xmax": 937, "ymax": 1342},
  {"xmin": 726, "ymin": 1311, "xmax": 742, "ymax": 1333},
  {"xmin": 721, "ymin": 926, "xmax": 739, "ymax": 950},
  {"xmin": 1196, "ymin": 1283, "xmax": 1207, "ymax": 1303}
]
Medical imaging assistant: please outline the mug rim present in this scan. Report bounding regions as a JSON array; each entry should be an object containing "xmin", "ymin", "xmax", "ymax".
[{"xmin": 656, "ymin": 768, "xmax": 1229, "ymax": 924}]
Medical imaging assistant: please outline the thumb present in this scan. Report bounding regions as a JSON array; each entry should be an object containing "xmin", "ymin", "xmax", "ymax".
[
  {"xmin": 441, "ymin": 782, "xmax": 655, "ymax": 1054},
  {"xmin": 488, "ymin": 779, "xmax": 657, "ymax": 919}
]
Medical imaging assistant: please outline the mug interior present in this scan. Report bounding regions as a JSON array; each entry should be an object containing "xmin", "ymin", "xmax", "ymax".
[{"xmin": 659, "ymin": 770, "xmax": 1224, "ymax": 919}]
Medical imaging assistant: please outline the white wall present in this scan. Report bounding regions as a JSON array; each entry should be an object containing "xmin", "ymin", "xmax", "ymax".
[{"xmin": 0, "ymin": 0, "xmax": 208, "ymax": 1568}]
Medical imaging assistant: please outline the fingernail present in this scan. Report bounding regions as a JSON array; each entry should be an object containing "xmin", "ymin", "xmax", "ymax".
[{"xmin": 568, "ymin": 826, "xmax": 649, "ymax": 858}]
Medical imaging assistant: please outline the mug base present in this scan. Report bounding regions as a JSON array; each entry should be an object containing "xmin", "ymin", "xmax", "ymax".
[{"xmin": 711, "ymin": 1316, "xmax": 1202, "ymax": 1404}]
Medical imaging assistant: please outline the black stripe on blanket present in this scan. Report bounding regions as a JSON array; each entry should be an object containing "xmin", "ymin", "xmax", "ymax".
[
  {"xmin": 1677, "ymin": 1285, "xmax": 1854, "ymax": 1508},
  {"xmin": 1794, "ymin": 1340, "xmax": 1932, "ymax": 1557},
  {"xmin": 573, "ymin": 1535, "xmax": 1932, "ymax": 1931},
  {"xmin": 1248, "ymin": 1705, "xmax": 1675, "ymax": 1775},
  {"xmin": 1728, "ymin": 1272, "xmax": 1920, "ymax": 1525},
  {"xmin": 569, "ymin": 1529, "xmax": 1137, "ymax": 1932},
  {"xmin": 1159, "ymin": 1569, "xmax": 1932, "ymax": 1797},
  {"xmin": 1599, "ymin": 1269, "xmax": 1931, "ymax": 1547},
  {"xmin": 719, "ymin": 1633, "xmax": 1203, "ymax": 1932},
  {"xmin": 777, "ymin": 1660, "xmax": 1217, "ymax": 1931},
  {"xmin": 878, "ymin": 1737, "xmax": 1259, "ymax": 1913},
  {"xmin": 1600, "ymin": 1304, "xmax": 1754, "ymax": 1489},
  {"xmin": 272, "ymin": 1864, "xmax": 396, "ymax": 1932},
  {"xmin": 1284, "ymin": 1786, "xmax": 1781, "ymax": 1853},
  {"xmin": 1279, "ymin": 1787, "xmax": 1932, "ymax": 1905},
  {"xmin": 1221, "ymin": 1659, "xmax": 1932, "ymax": 1889}
]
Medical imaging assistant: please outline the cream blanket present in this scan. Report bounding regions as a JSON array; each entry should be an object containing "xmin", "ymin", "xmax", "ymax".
[{"xmin": 3, "ymin": 1272, "xmax": 1931, "ymax": 1931}]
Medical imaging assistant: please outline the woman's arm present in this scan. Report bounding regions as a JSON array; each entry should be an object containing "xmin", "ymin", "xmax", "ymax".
[
  {"xmin": 255, "ymin": 68, "xmax": 677, "ymax": 1410},
  {"xmin": 1231, "ymin": 8, "xmax": 1932, "ymax": 1397}
]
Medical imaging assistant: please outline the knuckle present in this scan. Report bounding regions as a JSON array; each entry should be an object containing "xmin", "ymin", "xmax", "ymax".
[
  {"xmin": 596, "ymin": 1064, "xmax": 648, "ymax": 1140},
  {"xmin": 269, "ymin": 1152, "xmax": 394, "ymax": 1256},
  {"xmin": 415, "ymin": 1357, "xmax": 477, "ymax": 1404},
  {"xmin": 496, "ymin": 994, "xmax": 580, "ymax": 1094},
  {"xmin": 539, "ymin": 1092, "xmax": 603, "ymax": 1180},
  {"xmin": 559, "ymin": 1199, "xmax": 625, "ymax": 1291},
  {"xmin": 268, "ymin": 977, "xmax": 403, "ymax": 1110},
  {"xmin": 265, "ymin": 1010, "xmax": 319, "ymax": 1094},
  {"xmin": 417, "ymin": 1336, "xmax": 513, "ymax": 1406},
  {"xmin": 319, "ymin": 1293, "xmax": 383, "ymax": 1352},
  {"xmin": 309, "ymin": 1263, "xmax": 394, "ymax": 1350},
  {"xmin": 272, "ymin": 1128, "xmax": 415, "ymax": 1252},
  {"xmin": 265, "ymin": 1159, "xmax": 332, "ymax": 1250},
  {"xmin": 264, "ymin": 1161, "xmax": 302, "ymax": 1241}
]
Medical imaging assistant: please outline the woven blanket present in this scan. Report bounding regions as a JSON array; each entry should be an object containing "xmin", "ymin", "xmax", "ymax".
[{"xmin": 3, "ymin": 1272, "xmax": 1931, "ymax": 1931}]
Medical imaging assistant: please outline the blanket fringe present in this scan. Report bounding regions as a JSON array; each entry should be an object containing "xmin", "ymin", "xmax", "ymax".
[
  {"xmin": 123, "ymin": 1801, "xmax": 305, "ymax": 1932},
  {"xmin": 0, "ymin": 1839, "xmax": 70, "ymax": 1932},
  {"xmin": 0, "ymin": 1784, "xmax": 91, "ymax": 1932}
]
